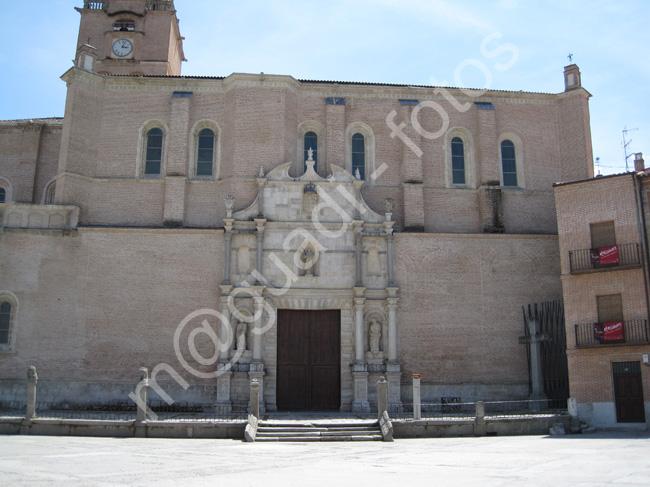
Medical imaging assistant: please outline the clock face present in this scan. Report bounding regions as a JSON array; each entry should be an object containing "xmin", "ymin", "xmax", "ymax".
[{"xmin": 112, "ymin": 39, "xmax": 133, "ymax": 57}]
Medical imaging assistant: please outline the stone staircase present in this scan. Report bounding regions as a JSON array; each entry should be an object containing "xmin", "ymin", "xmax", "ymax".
[{"xmin": 254, "ymin": 420, "xmax": 384, "ymax": 442}]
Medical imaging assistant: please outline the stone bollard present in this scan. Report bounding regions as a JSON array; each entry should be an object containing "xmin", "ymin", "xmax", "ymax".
[
  {"xmin": 377, "ymin": 376, "xmax": 388, "ymax": 420},
  {"xmin": 250, "ymin": 379, "xmax": 260, "ymax": 419},
  {"xmin": 474, "ymin": 400, "xmax": 486, "ymax": 436},
  {"xmin": 26, "ymin": 366, "xmax": 38, "ymax": 420},
  {"xmin": 568, "ymin": 397, "xmax": 580, "ymax": 432},
  {"xmin": 136, "ymin": 367, "xmax": 149, "ymax": 423}
]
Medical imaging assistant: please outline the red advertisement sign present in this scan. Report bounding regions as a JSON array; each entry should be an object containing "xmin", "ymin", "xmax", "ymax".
[
  {"xmin": 603, "ymin": 321, "xmax": 624, "ymax": 341},
  {"xmin": 599, "ymin": 245, "xmax": 619, "ymax": 265}
]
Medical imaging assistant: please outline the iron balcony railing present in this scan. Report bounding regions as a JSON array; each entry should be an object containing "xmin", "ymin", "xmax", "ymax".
[
  {"xmin": 569, "ymin": 243, "xmax": 640, "ymax": 273},
  {"xmin": 575, "ymin": 318, "xmax": 649, "ymax": 347},
  {"xmin": 84, "ymin": 1, "xmax": 105, "ymax": 9}
]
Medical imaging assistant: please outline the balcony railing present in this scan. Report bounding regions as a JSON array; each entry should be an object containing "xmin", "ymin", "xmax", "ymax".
[
  {"xmin": 574, "ymin": 318, "xmax": 649, "ymax": 347},
  {"xmin": 84, "ymin": 1, "xmax": 106, "ymax": 9},
  {"xmin": 569, "ymin": 243, "xmax": 640, "ymax": 273}
]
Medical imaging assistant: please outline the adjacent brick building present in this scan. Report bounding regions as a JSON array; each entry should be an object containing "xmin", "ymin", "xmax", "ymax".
[{"xmin": 554, "ymin": 154, "xmax": 650, "ymax": 428}]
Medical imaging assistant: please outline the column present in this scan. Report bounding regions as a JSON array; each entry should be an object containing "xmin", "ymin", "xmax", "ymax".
[
  {"xmin": 383, "ymin": 220, "xmax": 395, "ymax": 286},
  {"xmin": 352, "ymin": 288, "xmax": 370, "ymax": 412},
  {"xmin": 254, "ymin": 218, "xmax": 266, "ymax": 282},
  {"xmin": 248, "ymin": 292, "xmax": 265, "ymax": 414},
  {"xmin": 385, "ymin": 287, "xmax": 403, "ymax": 412},
  {"xmin": 223, "ymin": 219, "xmax": 234, "ymax": 285},
  {"xmin": 215, "ymin": 290, "xmax": 233, "ymax": 414},
  {"xmin": 528, "ymin": 319, "xmax": 547, "ymax": 406}
]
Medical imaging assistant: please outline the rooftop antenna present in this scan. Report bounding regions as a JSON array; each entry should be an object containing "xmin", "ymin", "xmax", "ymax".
[
  {"xmin": 595, "ymin": 156, "xmax": 601, "ymax": 176},
  {"xmin": 622, "ymin": 126, "xmax": 639, "ymax": 171}
]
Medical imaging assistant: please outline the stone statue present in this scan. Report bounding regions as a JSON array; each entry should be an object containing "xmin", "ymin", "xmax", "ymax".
[
  {"xmin": 302, "ymin": 246, "xmax": 315, "ymax": 276},
  {"xmin": 383, "ymin": 198, "xmax": 394, "ymax": 214},
  {"xmin": 27, "ymin": 366, "xmax": 38, "ymax": 382},
  {"xmin": 236, "ymin": 321, "xmax": 247, "ymax": 351},
  {"xmin": 224, "ymin": 194, "xmax": 235, "ymax": 211},
  {"xmin": 369, "ymin": 319, "xmax": 382, "ymax": 352}
]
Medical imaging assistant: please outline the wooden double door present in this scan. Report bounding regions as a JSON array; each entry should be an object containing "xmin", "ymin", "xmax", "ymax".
[{"xmin": 276, "ymin": 310, "xmax": 341, "ymax": 411}]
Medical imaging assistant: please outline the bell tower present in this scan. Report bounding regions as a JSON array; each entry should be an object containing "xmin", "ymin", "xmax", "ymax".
[{"xmin": 74, "ymin": 0, "xmax": 186, "ymax": 76}]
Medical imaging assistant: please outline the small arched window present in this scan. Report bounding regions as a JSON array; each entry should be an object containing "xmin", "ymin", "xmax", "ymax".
[
  {"xmin": 0, "ymin": 188, "xmax": 5, "ymax": 203},
  {"xmin": 196, "ymin": 128, "xmax": 215, "ymax": 176},
  {"xmin": 501, "ymin": 140, "xmax": 517, "ymax": 186},
  {"xmin": 451, "ymin": 137, "xmax": 465, "ymax": 185},
  {"xmin": 352, "ymin": 133, "xmax": 365, "ymax": 180},
  {"xmin": 145, "ymin": 128, "xmax": 163, "ymax": 176},
  {"xmin": 0, "ymin": 302, "xmax": 11, "ymax": 346},
  {"xmin": 304, "ymin": 131, "xmax": 318, "ymax": 172},
  {"xmin": 44, "ymin": 182, "xmax": 56, "ymax": 205}
]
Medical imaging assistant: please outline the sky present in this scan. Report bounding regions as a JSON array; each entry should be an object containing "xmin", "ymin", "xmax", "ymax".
[{"xmin": 0, "ymin": 0, "xmax": 648, "ymax": 176}]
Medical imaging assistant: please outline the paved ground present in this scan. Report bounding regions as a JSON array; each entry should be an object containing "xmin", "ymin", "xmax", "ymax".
[{"xmin": 0, "ymin": 431, "xmax": 649, "ymax": 486}]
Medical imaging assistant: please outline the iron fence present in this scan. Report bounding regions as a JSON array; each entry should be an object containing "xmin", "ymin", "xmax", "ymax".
[
  {"xmin": 575, "ymin": 318, "xmax": 649, "ymax": 347},
  {"xmin": 389, "ymin": 399, "xmax": 566, "ymax": 421},
  {"xmin": 569, "ymin": 243, "xmax": 640, "ymax": 272}
]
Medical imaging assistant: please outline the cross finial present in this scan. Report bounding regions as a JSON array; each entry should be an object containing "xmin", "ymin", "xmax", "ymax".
[{"xmin": 567, "ymin": 53, "xmax": 573, "ymax": 63}]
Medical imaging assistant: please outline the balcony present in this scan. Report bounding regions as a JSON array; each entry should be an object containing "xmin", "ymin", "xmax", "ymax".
[
  {"xmin": 574, "ymin": 319, "xmax": 649, "ymax": 348},
  {"xmin": 569, "ymin": 243, "xmax": 641, "ymax": 273},
  {"xmin": 84, "ymin": 1, "xmax": 105, "ymax": 9}
]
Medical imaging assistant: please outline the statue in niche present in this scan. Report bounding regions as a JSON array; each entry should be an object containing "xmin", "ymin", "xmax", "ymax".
[
  {"xmin": 235, "ymin": 321, "xmax": 247, "ymax": 351},
  {"xmin": 384, "ymin": 198, "xmax": 394, "ymax": 214},
  {"xmin": 302, "ymin": 246, "xmax": 315, "ymax": 276},
  {"xmin": 369, "ymin": 318, "xmax": 382, "ymax": 352}
]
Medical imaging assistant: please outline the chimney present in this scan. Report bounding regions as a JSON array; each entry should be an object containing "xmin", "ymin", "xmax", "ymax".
[
  {"xmin": 634, "ymin": 152, "xmax": 645, "ymax": 172},
  {"xmin": 564, "ymin": 64, "xmax": 581, "ymax": 91}
]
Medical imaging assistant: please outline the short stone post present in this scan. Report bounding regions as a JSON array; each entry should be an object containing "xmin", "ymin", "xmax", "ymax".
[
  {"xmin": 412, "ymin": 373, "xmax": 421, "ymax": 420},
  {"xmin": 26, "ymin": 366, "xmax": 38, "ymax": 420},
  {"xmin": 568, "ymin": 397, "xmax": 580, "ymax": 432},
  {"xmin": 377, "ymin": 376, "xmax": 388, "ymax": 419},
  {"xmin": 250, "ymin": 379, "xmax": 260, "ymax": 419},
  {"xmin": 474, "ymin": 401, "xmax": 486, "ymax": 436},
  {"xmin": 136, "ymin": 367, "xmax": 149, "ymax": 423}
]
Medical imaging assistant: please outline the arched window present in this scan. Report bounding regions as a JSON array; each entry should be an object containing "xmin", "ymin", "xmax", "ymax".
[
  {"xmin": 44, "ymin": 181, "xmax": 56, "ymax": 205},
  {"xmin": 0, "ymin": 188, "xmax": 5, "ymax": 203},
  {"xmin": 352, "ymin": 133, "xmax": 365, "ymax": 180},
  {"xmin": 145, "ymin": 128, "xmax": 163, "ymax": 176},
  {"xmin": 304, "ymin": 131, "xmax": 318, "ymax": 172},
  {"xmin": 501, "ymin": 140, "xmax": 517, "ymax": 186},
  {"xmin": 196, "ymin": 128, "xmax": 215, "ymax": 176},
  {"xmin": 0, "ymin": 302, "xmax": 11, "ymax": 346},
  {"xmin": 451, "ymin": 137, "xmax": 465, "ymax": 185}
]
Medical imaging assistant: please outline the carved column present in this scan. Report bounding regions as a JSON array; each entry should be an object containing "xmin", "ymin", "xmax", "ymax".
[
  {"xmin": 249, "ymin": 290, "xmax": 266, "ymax": 414},
  {"xmin": 386, "ymin": 287, "xmax": 402, "ymax": 412},
  {"xmin": 223, "ymin": 219, "xmax": 234, "ymax": 285},
  {"xmin": 352, "ymin": 287, "xmax": 370, "ymax": 412},
  {"xmin": 215, "ymin": 289, "xmax": 233, "ymax": 414},
  {"xmin": 354, "ymin": 221, "xmax": 364, "ymax": 287},
  {"xmin": 254, "ymin": 218, "xmax": 266, "ymax": 281},
  {"xmin": 383, "ymin": 220, "xmax": 395, "ymax": 286}
]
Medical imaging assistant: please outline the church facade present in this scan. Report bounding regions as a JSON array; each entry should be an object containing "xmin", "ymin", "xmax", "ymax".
[{"xmin": 1, "ymin": 0, "xmax": 595, "ymax": 415}]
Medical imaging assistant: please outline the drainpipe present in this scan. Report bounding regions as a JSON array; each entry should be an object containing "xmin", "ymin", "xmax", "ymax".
[{"xmin": 632, "ymin": 172, "xmax": 650, "ymax": 326}]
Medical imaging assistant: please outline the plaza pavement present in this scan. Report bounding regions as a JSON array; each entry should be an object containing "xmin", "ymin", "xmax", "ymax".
[{"xmin": 0, "ymin": 431, "xmax": 648, "ymax": 486}]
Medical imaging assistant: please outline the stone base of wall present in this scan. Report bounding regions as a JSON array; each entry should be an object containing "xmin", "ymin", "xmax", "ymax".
[
  {"xmin": 0, "ymin": 415, "xmax": 571, "ymax": 439},
  {"xmin": 577, "ymin": 401, "xmax": 650, "ymax": 429}
]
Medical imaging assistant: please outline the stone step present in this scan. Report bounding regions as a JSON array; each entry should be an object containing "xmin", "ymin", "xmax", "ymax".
[
  {"xmin": 255, "ymin": 435, "xmax": 382, "ymax": 442},
  {"xmin": 252, "ymin": 420, "xmax": 384, "ymax": 442}
]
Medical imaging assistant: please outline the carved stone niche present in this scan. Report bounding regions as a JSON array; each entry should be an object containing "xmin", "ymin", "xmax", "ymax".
[
  {"xmin": 364, "ymin": 310, "xmax": 387, "ymax": 362},
  {"xmin": 298, "ymin": 243, "xmax": 319, "ymax": 277},
  {"xmin": 229, "ymin": 307, "xmax": 253, "ymax": 362},
  {"xmin": 302, "ymin": 182, "xmax": 319, "ymax": 220}
]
